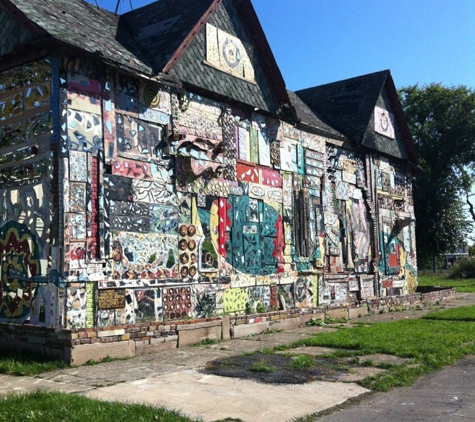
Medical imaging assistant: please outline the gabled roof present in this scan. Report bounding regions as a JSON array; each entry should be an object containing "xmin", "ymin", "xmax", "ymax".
[
  {"xmin": 296, "ymin": 70, "xmax": 418, "ymax": 165},
  {"xmin": 287, "ymin": 89, "xmax": 347, "ymax": 143},
  {"xmin": 1, "ymin": 0, "xmax": 291, "ymax": 113},
  {"xmin": 0, "ymin": 0, "xmax": 153, "ymax": 75},
  {"xmin": 120, "ymin": 0, "xmax": 216, "ymax": 74},
  {"xmin": 296, "ymin": 70, "xmax": 389, "ymax": 145}
]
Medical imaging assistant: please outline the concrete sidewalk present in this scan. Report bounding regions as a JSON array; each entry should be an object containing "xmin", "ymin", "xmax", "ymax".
[{"xmin": 1, "ymin": 293, "xmax": 474, "ymax": 422}]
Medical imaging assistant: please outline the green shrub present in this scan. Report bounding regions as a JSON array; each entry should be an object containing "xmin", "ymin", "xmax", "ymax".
[{"xmin": 448, "ymin": 257, "xmax": 475, "ymax": 279}]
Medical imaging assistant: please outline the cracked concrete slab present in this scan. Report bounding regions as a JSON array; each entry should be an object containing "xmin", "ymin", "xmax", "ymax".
[{"xmin": 84, "ymin": 370, "xmax": 369, "ymax": 422}]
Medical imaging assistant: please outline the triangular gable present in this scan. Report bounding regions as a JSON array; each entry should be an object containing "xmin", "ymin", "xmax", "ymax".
[
  {"xmin": 124, "ymin": 0, "xmax": 290, "ymax": 114},
  {"xmin": 296, "ymin": 70, "xmax": 418, "ymax": 165},
  {"xmin": 362, "ymin": 75, "xmax": 417, "ymax": 164},
  {"xmin": 375, "ymin": 73, "xmax": 418, "ymax": 166}
]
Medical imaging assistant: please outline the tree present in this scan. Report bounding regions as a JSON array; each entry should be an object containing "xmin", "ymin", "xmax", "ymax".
[{"xmin": 399, "ymin": 84, "xmax": 475, "ymax": 269}]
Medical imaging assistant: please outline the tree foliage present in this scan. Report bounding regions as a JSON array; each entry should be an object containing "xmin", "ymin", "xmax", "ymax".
[{"xmin": 399, "ymin": 84, "xmax": 475, "ymax": 266}]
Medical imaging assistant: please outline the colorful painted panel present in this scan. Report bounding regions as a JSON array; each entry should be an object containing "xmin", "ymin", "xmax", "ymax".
[
  {"xmin": 237, "ymin": 162, "xmax": 259, "ymax": 184},
  {"xmin": 223, "ymin": 287, "xmax": 247, "ymax": 313},
  {"xmin": 237, "ymin": 125, "xmax": 248, "ymax": 161},
  {"xmin": 0, "ymin": 222, "xmax": 41, "ymax": 320}
]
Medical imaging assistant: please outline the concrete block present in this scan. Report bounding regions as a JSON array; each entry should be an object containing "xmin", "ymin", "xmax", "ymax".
[
  {"xmin": 150, "ymin": 337, "xmax": 165, "ymax": 345},
  {"xmin": 222, "ymin": 316, "xmax": 231, "ymax": 340},
  {"xmin": 348, "ymin": 307, "xmax": 367, "ymax": 320},
  {"xmin": 28, "ymin": 336, "xmax": 46, "ymax": 344},
  {"xmin": 231, "ymin": 321, "xmax": 269, "ymax": 339},
  {"xmin": 135, "ymin": 341, "xmax": 177, "ymax": 356},
  {"xmin": 44, "ymin": 347, "xmax": 64, "ymax": 361},
  {"xmin": 66, "ymin": 340, "xmax": 135, "ymax": 366},
  {"xmin": 325, "ymin": 308, "xmax": 348, "ymax": 321},
  {"xmin": 269, "ymin": 317, "xmax": 300, "ymax": 331},
  {"xmin": 177, "ymin": 326, "xmax": 221, "ymax": 347}
]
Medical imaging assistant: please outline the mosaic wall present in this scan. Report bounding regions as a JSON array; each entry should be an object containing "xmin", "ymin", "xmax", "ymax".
[
  {"xmin": 0, "ymin": 54, "xmax": 417, "ymax": 329},
  {"xmin": 0, "ymin": 58, "xmax": 63, "ymax": 326}
]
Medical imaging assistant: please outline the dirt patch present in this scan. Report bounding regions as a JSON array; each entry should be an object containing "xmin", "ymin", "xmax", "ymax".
[{"xmin": 203, "ymin": 352, "xmax": 367, "ymax": 384}]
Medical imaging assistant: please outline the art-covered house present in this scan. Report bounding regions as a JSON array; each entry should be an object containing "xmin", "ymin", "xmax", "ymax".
[{"xmin": 0, "ymin": 0, "xmax": 420, "ymax": 362}]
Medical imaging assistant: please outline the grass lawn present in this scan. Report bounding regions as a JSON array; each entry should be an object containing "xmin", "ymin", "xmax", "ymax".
[
  {"xmin": 0, "ymin": 391, "xmax": 195, "ymax": 422},
  {"xmin": 0, "ymin": 349, "xmax": 67, "ymax": 376},
  {"xmin": 418, "ymin": 274, "xmax": 475, "ymax": 292},
  {"xmin": 288, "ymin": 306, "xmax": 475, "ymax": 392}
]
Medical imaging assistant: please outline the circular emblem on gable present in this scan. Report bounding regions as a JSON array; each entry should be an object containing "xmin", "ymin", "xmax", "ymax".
[{"xmin": 222, "ymin": 37, "xmax": 241, "ymax": 69}]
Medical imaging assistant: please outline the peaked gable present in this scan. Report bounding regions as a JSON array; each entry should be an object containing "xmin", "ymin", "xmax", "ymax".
[
  {"xmin": 125, "ymin": 0, "xmax": 290, "ymax": 114},
  {"xmin": 167, "ymin": 0, "xmax": 281, "ymax": 112},
  {"xmin": 296, "ymin": 70, "xmax": 388, "ymax": 145},
  {"xmin": 2, "ymin": 0, "xmax": 291, "ymax": 115},
  {"xmin": 296, "ymin": 70, "xmax": 418, "ymax": 165}
]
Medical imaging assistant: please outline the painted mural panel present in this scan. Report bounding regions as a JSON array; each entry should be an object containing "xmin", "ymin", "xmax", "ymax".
[
  {"xmin": 194, "ymin": 291, "xmax": 216, "ymax": 318},
  {"xmin": 177, "ymin": 93, "xmax": 222, "ymax": 141},
  {"xmin": 223, "ymin": 287, "xmax": 247, "ymax": 313},
  {"xmin": 110, "ymin": 231, "xmax": 179, "ymax": 281},
  {"xmin": 116, "ymin": 114, "xmax": 163, "ymax": 160},
  {"xmin": 139, "ymin": 83, "xmax": 171, "ymax": 124}
]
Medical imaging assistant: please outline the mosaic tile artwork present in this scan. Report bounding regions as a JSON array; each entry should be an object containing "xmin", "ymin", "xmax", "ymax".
[
  {"xmin": 0, "ymin": 38, "xmax": 420, "ymax": 332},
  {"xmin": 69, "ymin": 151, "xmax": 88, "ymax": 181},
  {"xmin": 132, "ymin": 179, "xmax": 177, "ymax": 206},
  {"xmin": 194, "ymin": 292, "xmax": 216, "ymax": 318},
  {"xmin": 69, "ymin": 182, "xmax": 86, "ymax": 212},
  {"xmin": 67, "ymin": 110, "xmax": 103, "ymax": 153},
  {"xmin": 177, "ymin": 93, "xmax": 222, "ymax": 141},
  {"xmin": 116, "ymin": 114, "xmax": 163, "ymax": 160},
  {"xmin": 292, "ymin": 278, "xmax": 313, "ymax": 309},
  {"xmin": 163, "ymin": 286, "xmax": 192, "ymax": 320},
  {"xmin": 248, "ymin": 285, "xmax": 271, "ymax": 310},
  {"xmin": 110, "ymin": 231, "xmax": 179, "ymax": 280},
  {"xmin": 221, "ymin": 109, "xmax": 237, "ymax": 181},
  {"xmin": 66, "ymin": 283, "xmax": 87, "ymax": 329},
  {"xmin": 135, "ymin": 288, "xmax": 163, "ymax": 322}
]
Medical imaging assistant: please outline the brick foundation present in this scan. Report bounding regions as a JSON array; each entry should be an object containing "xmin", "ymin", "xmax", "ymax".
[{"xmin": 0, "ymin": 289, "xmax": 456, "ymax": 365}]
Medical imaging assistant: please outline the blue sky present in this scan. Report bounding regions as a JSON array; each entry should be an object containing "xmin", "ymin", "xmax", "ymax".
[{"xmin": 88, "ymin": 0, "xmax": 475, "ymax": 90}]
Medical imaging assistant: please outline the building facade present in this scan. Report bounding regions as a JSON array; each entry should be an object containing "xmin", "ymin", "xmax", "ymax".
[{"xmin": 0, "ymin": 0, "xmax": 418, "ymax": 339}]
